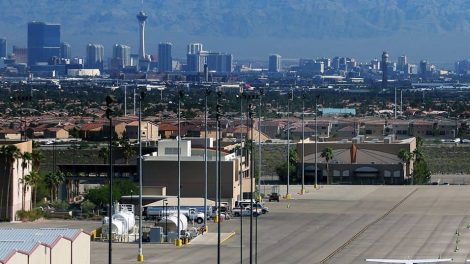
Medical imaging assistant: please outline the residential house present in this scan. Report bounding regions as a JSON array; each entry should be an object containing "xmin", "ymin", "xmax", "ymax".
[
  {"xmin": 79, "ymin": 123, "xmax": 104, "ymax": 141},
  {"xmin": 125, "ymin": 121, "xmax": 159, "ymax": 141},
  {"xmin": 102, "ymin": 121, "xmax": 127, "ymax": 139},
  {"xmin": 0, "ymin": 128, "xmax": 21, "ymax": 140},
  {"xmin": 225, "ymin": 125, "xmax": 270, "ymax": 142},
  {"xmin": 159, "ymin": 123, "xmax": 178, "ymax": 139},
  {"xmin": 44, "ymin": 127, "xmax": 69, "ymax": 139}
]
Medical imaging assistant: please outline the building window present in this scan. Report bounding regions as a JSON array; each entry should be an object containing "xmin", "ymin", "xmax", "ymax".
[
  {"xmin": 342, "ymin": 170, "xmax": 349, "ymax": 177},
  {"xmin": 393, "ymin": 171, "xmax": 401, "ymax": 177},
  {"xmin": 384, "ymin": 170, "xmax": 391, "ymax": 177},
  {"xmin": 333, "ymin": 170, "xmax": 340, "ymax": 177},
  {"xmin": 164, "ymin": 147, "xmax": 180, "ymax": 155}
]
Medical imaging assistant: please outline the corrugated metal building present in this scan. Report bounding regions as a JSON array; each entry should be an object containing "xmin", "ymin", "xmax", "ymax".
[{"xmin": 0, "ymin": 228, "xmax": 90, "ymax": 264}]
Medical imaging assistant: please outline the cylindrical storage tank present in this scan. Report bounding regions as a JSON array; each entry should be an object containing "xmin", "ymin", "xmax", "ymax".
[
  {"xmin": 113, "ymin": 211, "xmax": 135, "ymax": 233},
  {"xmin": 102, "ymin": 219, "xmax": 125, "ymax": 235},
  {"xmin": 157, "ymin": 214, "xmax": 188, "ymax": 234}
]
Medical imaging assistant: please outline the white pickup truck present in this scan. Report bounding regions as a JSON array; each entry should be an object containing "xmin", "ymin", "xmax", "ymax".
[{"xmin": 232, "ymin": 207, "xmax": 261, "ymax": 217}]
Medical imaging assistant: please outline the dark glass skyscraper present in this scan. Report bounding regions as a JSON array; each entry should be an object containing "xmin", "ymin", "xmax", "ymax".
[
  {"xmin": 158, "ymin": 42, "xmax": 172, "ymax": 72},
  {"xmin": 0, "ymin": 38, "xmax": 6, "ymax": 58},
  {"xmin": 27, "ymin": 22, "xmax": 60, "ymax": 66}
]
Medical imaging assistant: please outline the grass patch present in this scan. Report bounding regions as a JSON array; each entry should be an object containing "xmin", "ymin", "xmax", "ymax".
[{"xmin": 422, "ymin": 144, "xmax": 470, "ymax": 174}]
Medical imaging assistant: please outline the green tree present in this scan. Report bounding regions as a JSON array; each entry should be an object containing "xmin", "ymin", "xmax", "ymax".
[
  {"xmin": 31, "ymin": 149, "xmax": 44, "ymax": 171},
  {"xmin": 119, "ymin": 136, "xmax": 135, "ymax": 164},
  {"xmin": 398, "ymin": 148, "xmax": 413, "ymax": 184},
  {"xmin": 44, "ymin": 171, "xmax": 65, "ymax": 201},
  {"xmin": 275, "ymin": 148, "xmax": 298, "ymax": 183},
  {"xmin": 26, "ymin": 170, "xmax": 41, "ymax": 208},
  {"xmin": 320, "ymin": 148, "xmax": 334, "ymax": 184},
  {"xmin": 398, "ymin": 149, "xmax": 412, "ymax": 164},
  {"xmin": 19, "ymin": 152, "xmax": 32, "ymax": 210},
  {"xmin": 413, "ymin": 160, "xmax": 431, "ymax": 184},
  {"xmin": 98, "ymin": 147, "xmax": 109, "ymax": 164},
  {"xmin": 85, "ymin": 179, "xmax": 138, "ymax": 208}
]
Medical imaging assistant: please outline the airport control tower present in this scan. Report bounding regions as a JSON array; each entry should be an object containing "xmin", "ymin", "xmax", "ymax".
[{"xmin": 137, "ymin": 11, "xmax": 148, "ymax": 60}]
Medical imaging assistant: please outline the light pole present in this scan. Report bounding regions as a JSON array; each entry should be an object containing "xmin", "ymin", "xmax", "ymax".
[
  {"xmin": 286, "ymin": 90, "xmax": 293, "ymax": 199},
  {"xmin": 238, "ymin": 90, "xmax": 244, "ymax": 264},
  {"xmin": 216, "ymin": 91, "xmax": 223, "ymax": 264},
  {"xmin": 258, "ymin": 89, "xmax": 263, "ymax": 198},
  {"xmin": 105, "ymin": 95, "xmax": 115, "ymax": 264},
  {"xmin": 176, "ymin": 89, "xmax": 183, "ymax": 247},
  {"xmin": 314, "ymin": 94, "xmax": 319, "ymax": 189},
  {"xmin": 249, "ymin": 104, "xmax": 254, "ymax": 264},
  {"xmin": 301, "ymin": 88, "xmax": 306, "ymax": 195},
  {"xmin": 256, "ymin": 89, "xmax": 263, "ymax": 264},
  {"xmin": 137, "ymin": 91, "xmax": 145, "ymax": 262},
  {"xmin": 204, "ymin": 86, "xmax": 211, "ymax": 233}
]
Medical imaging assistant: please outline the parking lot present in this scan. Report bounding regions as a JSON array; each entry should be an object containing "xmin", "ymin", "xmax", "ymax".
[{"xmin": 3, "ymin": 185, "xmax": 470, "ymax": 263}]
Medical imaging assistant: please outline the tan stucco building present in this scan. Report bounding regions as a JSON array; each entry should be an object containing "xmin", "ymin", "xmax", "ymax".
[
  {"xmin": 126, "ymin": 121, "xmax": 159, "ymax": 141},
  {"xmin": 297, "ymin": 136, "xmax": 416, "ymax": 185},
  {"xmin": 142, "ymin": 139, "xmax": 253, "ymax": 207},
  {"xmin": 0, "ymin": 141, "xmax": 32, "ymax": 220}
]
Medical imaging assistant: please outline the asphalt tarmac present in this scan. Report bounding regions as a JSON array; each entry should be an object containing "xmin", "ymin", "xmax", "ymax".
[{"xmin": 4, "ymin": 185, "xmax": 470, "ymax": 263}]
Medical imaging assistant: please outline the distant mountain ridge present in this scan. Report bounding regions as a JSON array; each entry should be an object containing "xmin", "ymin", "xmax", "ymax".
[{"xmin": 2, "ymin": 0, "xmax": 470, "ymax": 61}]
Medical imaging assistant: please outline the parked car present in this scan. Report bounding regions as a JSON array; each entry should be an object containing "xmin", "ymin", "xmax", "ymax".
[
  {"xmin": 232, "ymin": 207, "xmax": 260, "ymax": 217},
  {"xmin": 269, "ymin": 193, "xmax": 280, "ymax": 202}
]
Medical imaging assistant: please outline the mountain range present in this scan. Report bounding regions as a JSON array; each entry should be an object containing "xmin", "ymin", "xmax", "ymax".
[{"xmin": 2, "ymin": 0, "xmax": 470, "ymax": 63}]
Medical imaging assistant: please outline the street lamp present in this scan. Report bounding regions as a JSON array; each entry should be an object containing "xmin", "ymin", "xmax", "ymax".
[
  {"xmin": 301, "ymin": 88, "xmax": 306, "ymax": 195},
  {"xmin": 315, "ymin": 94, "xmax": 320, "ymax": 189},
  {"xmin": 258, "ymin": 89, "xmax": 263, "ymax": 198},
  {"xmin": 203, "ymin": 86, "xmax": 211, "ymax": 233},
  {"xmin": 216, "ymin": 91, "xmax": 223, "ymax": 264},
  {"xmin": 105, "ymin": 95, "xmax": 115, "ymax": 264},
  {"xmin": 286, "ymin": 90, "xmax": 293, "ymax": 199},
  {"xmin": 256, "ymin": 89, "xmax": 264, "ymax": 264},
  {"xmin": 238, "ymin": 90, "xmax": 245, "ymax": 264},
  {"xmin": 137, "ymin": 91, "xmax": 145, "ymax": 262},
  {"xmin": 175, "ymin": 88, "xmax": 184, "ymax": 247},
  {"xmin": 249, "ymin": 104, "xmax": 254, "ymax": 264}
]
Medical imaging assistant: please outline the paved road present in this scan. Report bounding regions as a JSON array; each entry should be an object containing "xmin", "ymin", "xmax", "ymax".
[{"xmin": 4, "ymin": 185, "xmax": 470, "ymax": 263}]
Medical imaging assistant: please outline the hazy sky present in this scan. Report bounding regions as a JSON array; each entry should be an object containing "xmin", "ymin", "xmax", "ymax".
[{"xmin": 2, "ymin": 0, "xmax": 470, "ymax": 65}]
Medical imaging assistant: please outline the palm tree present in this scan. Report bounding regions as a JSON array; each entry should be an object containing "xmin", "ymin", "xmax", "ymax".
[
  {"xmin": 398, "ymin": 149, "xmax": 413, "ymax": 183},
  {"xmin": 44, "ymin": 172, "xmax": 65, "ymax": 201},
  {"xmin": 19, "ymin": 152, "xmax": 32, "ymax": 210},
  {"xmin": 320, "ymin": 148, "xmax": 334, "ymax": 184},
  {"xmin": 120, "ymin": 137, "xmax": 135, "ymax": 164},
  {"xmin": 98, "ymin": 146, "xmax": 108, "ymax": 164},
  {"xmin": 31, "ymin": 149, "xmax": 44, "ymax": 171},
  {"xmin": 53, "ymin": 171, "xmax": 65, "ymax": 201},
  {"xmin": 0, "ymin": 145, "xmax": 20, "ymax": 219},
  {"xmin": 44, "ymin": 172, "xmax": 55, "ymax": 202},
  {"xmin": 26, "ymin": 170, "xmax": 40, "ymax": 208},
  {"xmin": 19, "ymin": 172, "xmax": 31, "ymax": 211}
]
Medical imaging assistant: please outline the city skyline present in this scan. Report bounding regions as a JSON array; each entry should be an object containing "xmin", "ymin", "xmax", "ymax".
[{"xmin": 2, "ymin": 1, "xmax": 470, "ymax": 64}]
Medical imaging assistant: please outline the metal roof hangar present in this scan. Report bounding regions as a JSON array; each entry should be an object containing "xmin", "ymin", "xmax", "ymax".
[{"xmin": 0, "ymin": 228, "xmax": 90, "ymax": 264}]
